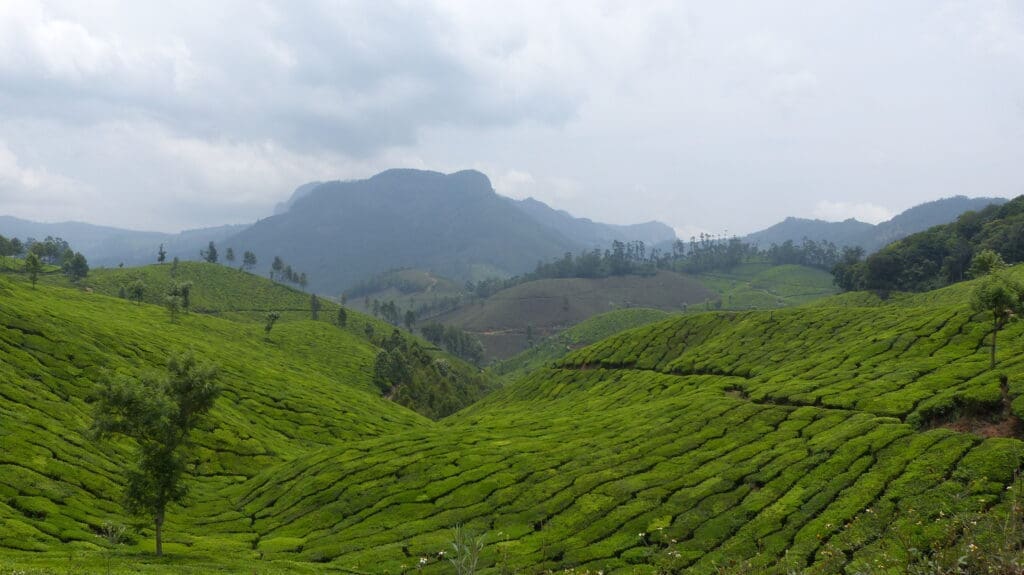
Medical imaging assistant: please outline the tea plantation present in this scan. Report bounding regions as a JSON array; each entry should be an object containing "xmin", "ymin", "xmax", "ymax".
[{"xmin": 2, "ymin": 263, "xmax": 1024, "ymax": 573}]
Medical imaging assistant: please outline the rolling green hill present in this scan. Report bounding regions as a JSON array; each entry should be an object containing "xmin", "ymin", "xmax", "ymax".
[
  {"xmin": 4, "ymin": 263, "xmax": 1024, "ymax": 572},
  {"xmin": 693, "ymin": 263, "xmax": 838, "ymax": 309},
  {"xmin": 0, "ymin": 272, "xmax": 428, "ymax": 568},
  {"xmin": 490, "ymin": 307, "xmax": 672, "ymax": 384},
  {"xmin": 434, "ymin": 271, "xmax": 712, "ymax": 361},
  {"xmin": 86, "ymin": 261, "xmax": 322, "ymax": 314},
  {"xmin": 223, "ymin": 269, "xmax": 1024, "ymax": 572}
]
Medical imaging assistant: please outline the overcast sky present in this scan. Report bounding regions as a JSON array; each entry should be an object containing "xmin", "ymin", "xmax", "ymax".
[{"xmin": 1, "ymin": 0, "xmax": 1022, "ymax": 236}]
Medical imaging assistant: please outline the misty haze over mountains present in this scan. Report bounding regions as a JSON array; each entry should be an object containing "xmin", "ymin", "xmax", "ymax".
[{"xmin": 0, "ymin": 168, "xmax": 1009, "ymax": 293}]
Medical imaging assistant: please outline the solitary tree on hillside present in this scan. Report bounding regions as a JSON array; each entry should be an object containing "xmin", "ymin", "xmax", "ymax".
[
  {"xmin": 404, "ymin": 309, "xmax": 417, "ymax": 331},
  {"xmin": 157, "ymin": 244, "xmax": 167, "ymax": 264},
  {"xmin": 310, "ymin": 294, "xmax": 321, "ymax": 320},
  {"xmin": 242, "ymin": 250, "xmax": 256, "ymax": 272},
  {"xmin": 971, "ymin": 265, "xmax": 1024, "ymax": 369},
  {"xmin": 129, "ymin": 280, "xmax": 146, "ymax": 304},
  {"xmin": 264, "ymin": 311, "xmax": 280, "ymax": 336},
  {"xmin": 24, "ymin": 252, "xmax": 42, "ymax": 288},
  {"xmin": 225, "ymin": 248, "xmax": 235, "ymax": 264},
  {"xmin": 337, "ymin": 306, "xmax": 348, "ymax": 327},
  {"xmin": 271, "ymin": 256, "xmax": 284, "ymax": 281},
  {"xmin": 200, "ymin": 241, "xmax": 218, "ymax": 264},
  {"xmin": 92, "ymin": 352, "xmax": 221, "ymax": 557}
]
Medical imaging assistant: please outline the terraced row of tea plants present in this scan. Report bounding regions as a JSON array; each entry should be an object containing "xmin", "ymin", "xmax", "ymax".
[
  {"xmin": 490, "ymin": 308, "xmax": 671, "ymax": 384},
  {"xmin": 694, "ymin": 263, "xmax": 839, "ymax": 309},
  {"xmin": 3, "ymin": 264, "xmax": 1024, "ymax": 573}
]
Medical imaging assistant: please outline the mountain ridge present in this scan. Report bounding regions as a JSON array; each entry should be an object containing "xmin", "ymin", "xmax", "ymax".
[{"xmin": 746, "ymin": 195, "xmax": 1007, "ymax": 252}]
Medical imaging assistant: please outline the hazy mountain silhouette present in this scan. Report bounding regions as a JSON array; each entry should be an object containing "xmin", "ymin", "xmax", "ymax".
[{"xmin": 746, "ymin": 196, "xmax": 1006, "ymax": 251}]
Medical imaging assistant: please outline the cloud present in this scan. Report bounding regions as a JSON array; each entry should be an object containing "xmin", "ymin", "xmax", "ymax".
[
  {"xmin": 1, "ymin": 1, "xmax": 1022, "ymax": 237},
  {"xmin": 813, "ymin": 201, "xmax": 895, "ymax": 225},
  {"xmin": 0, "ymin": 139, "xmax": 95, "ymax": 221},
  {"xmin": 0, "ymin": 0, "xmax": 584, "ymax": 155}
]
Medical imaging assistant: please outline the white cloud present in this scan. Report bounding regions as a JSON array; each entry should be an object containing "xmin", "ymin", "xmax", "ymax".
[
  {"xmin": 490, "ymin": 169, "xmax": 536, "ymax": 199},
  {"xmin": 813, "ymin": 201, "xmax": 895, "ymax": 224},
  {"xmin": 0, "ymin": 139, "xmax": 94, "ymax": 221}
]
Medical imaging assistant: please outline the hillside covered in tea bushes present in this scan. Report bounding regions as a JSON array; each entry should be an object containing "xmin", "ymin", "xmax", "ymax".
[{"xmin": 2, "ymin": 263, "xmax": 1024, "ymax": 573}]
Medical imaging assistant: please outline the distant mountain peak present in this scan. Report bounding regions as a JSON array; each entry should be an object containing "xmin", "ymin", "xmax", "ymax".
[{"xmin": 746, "ymin": 196, "xmax": 1007, "ymax": 252}]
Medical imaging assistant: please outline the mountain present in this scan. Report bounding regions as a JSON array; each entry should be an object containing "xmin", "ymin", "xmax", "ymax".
[
  {"xmin": 3, "ymin": 170, "xmax": 679, "ymax": 293},
  {"xmin": 273, "ymin": 180, "xmax": 324, "ymax": 215},
  {"xmin": 0, "ymin": 215, "xmax": 247, "ymax": 267},
  {"xmin": 746, "ymin": 195, "xmax": 1007, "ymax": 252},
  {"xmin": 511, "ymin": 196, "xmax": 676, "ymax": 248},
  {"xmin": 226, "ymin": 169, "xmax": 591, "ymax": 293}
]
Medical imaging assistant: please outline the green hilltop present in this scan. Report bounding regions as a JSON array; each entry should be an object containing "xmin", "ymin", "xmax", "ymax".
[{"xmin": 3, "ymin": 261, "xmax": 1024, "ymax": 572}]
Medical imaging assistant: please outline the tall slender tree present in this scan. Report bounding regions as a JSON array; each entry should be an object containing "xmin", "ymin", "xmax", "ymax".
[
  {"xmin": 92, "ymin": 353, "xmax": 220, "ymax": 557},
  {"xmin": 24, "ymin": 252, "xmax": 42, "ymax": 288},
  {"xmin": 200, "ymin": 241, "xmax": 218, "ymax": 264}
]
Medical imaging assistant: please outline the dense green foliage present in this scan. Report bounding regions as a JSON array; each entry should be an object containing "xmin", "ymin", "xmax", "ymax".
[
  {"xmin": 421, "ymin": 322, "xmax": 486, "ymax": 365},
  {"xmin": 374, "ymin": 329, "xmax": 496, "ymax": 418},
  {"xmin": 93, "ymin": 352, "xmax": 222, "ymax": 556},
  {"xmin": 839, "ymin": 195, "xmax": 1024, "ymax": 292}
]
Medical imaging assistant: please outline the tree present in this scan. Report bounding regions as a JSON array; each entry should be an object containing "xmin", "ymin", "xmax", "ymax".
[
  {"xmin": 972, "ymin": 271, "xmax": 1024, "ymax": 369},
  {"xmin": 969, "ymin": 249, "xmax": 1006, "ymax": 279},
  {"xmin": 165, "ymin": 281, "xmax": 192, "ymax": 321},
  {"xmin": 336, "ymin": 306, "xmax": 348, "ymax": 327},
  {"xmin": 157, "ymin": 244, "xmax": 167, "ymax": 264},
  {"xmin": 299, "ymin": 272, "xmax": 308, "ymax": 291},
  {"xmin": 92, "ymin": 352, "xmax": 221, "ymax": 557},
  {"xmin": 0, "ymin": 234, "xmax": 11, "ymax": 265},
  {"xmin": 225, "ymin": 248, "xmax": 235, "ymax": 264},
  {"xmin": 271, "ymin": 256, "xmax": 284, "ymax": 281},
  {"xmin": 129, "ymin": 280, "xmax": 146, "ymax": 304},
  {"xmin": 310, "ymin": 294, "xmax": 321, "ymax": 320},
  {"xmin": 242, "ymin": 250, "xmax": 256, "ymax": 272},
  {"xmin": 165, "ymin": 292, "xmax": 182, "ymax": 322},
  {"xmin": 24, "ymin": 252, "xmax": 42, "ymax": 288},
  {"xmin": 264, "ymin": 311, "xmax": 280, "ymax": 333},
  {"xmin": 63, "ymin": 251, "xmax": 89, "ymax": 283},
  {"xmin": 832, "ymin": 246, "xmax": 867, "ymax": 292},
  {"xmin": 200, "ymin": 241, "xmax": 218, "ymax": 264},
  {"xmin": 404, "ymin": 309, "xmax": 417, "ymax": 331}
]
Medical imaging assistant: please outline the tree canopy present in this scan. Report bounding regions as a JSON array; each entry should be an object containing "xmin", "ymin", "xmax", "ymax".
[{"xmin": 92, "ymin": 352, "xmax": 221, "ymax": 556}]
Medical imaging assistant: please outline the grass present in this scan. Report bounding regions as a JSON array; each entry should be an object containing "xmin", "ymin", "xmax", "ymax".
[{"xmin": 3, "ymin": 262, "xmax": 1024, "ymax": 572}]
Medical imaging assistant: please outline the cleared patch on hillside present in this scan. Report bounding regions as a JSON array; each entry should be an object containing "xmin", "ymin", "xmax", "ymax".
[{"xmin": 436, "ymin": 271, "xmax": 710, "ymax": 361}]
